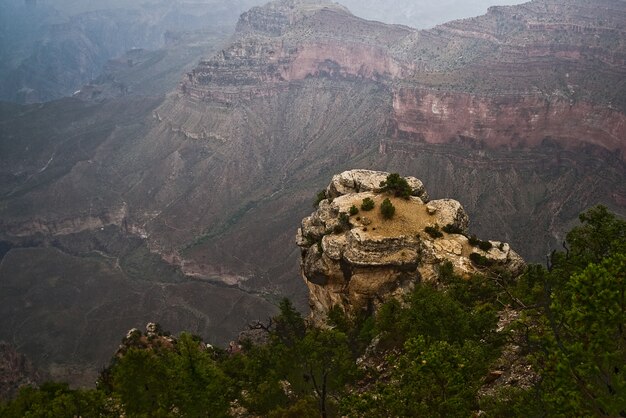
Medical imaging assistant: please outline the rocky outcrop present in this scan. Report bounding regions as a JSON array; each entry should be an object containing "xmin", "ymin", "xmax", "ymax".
[
  {"xmin": 297, "ymin": 170, "xmax": 525, "ymax": 323},
  {"xmin": 179, "ymin": 1, "xmax": 412, "ymax": 105},
  {"xmin": 325, "ymin": 169, "xmax": 428, "ymax": 201}
]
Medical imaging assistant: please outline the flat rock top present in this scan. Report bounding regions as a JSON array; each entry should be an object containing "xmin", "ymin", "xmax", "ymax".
[{"xmin": 333, "ymin": 193, "xmax": 433, "ymax": 239}]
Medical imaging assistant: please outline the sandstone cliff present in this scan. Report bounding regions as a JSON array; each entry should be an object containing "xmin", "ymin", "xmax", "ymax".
[{"xmin": 297, "ymin": 170, "xmax": 525, "ymax": 322}]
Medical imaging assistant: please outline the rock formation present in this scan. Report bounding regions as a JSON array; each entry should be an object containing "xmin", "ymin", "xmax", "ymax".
[
  {"xmin": 177, "ymin": 0, "xmax": 626, "ymax": 156},
  {"xmin": 297, "ymin": 170, "xmax": 525, "ymax": 322}
]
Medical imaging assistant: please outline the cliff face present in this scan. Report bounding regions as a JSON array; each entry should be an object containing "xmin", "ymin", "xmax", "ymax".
[
  {"xmin": 297, "ymin": 171, "xmax": 524, "ymax": 322},
  {"xmin": 177, "ymin": 0, "xmax": 626, "ymax": 156},
  {"xmin": 180, "ymin": 2, "xmax": 412, "ymax": 105},
  {"xmin": 390, "ymin": 89, "xmax": 626, "ymax": 154}
]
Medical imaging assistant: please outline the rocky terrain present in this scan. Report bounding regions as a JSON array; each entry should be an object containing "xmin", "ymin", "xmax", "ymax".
[
  {"xmin": 0, "ymin": 0, "xmax": 624, "ymax": 386},
  {"xmin": 297, "ymin": 170, "xmax": 525, "ymax": 323},
  {"xmin": 0, "ymin": 344, "xmax": 41, "ymax": 401}
]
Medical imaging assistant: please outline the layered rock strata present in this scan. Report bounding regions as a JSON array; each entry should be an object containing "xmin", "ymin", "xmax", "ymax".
[
  {"xmin": 176, "ymin": 0, "xmax": 626, "ymax": 157},
  {"xmin": 297, "ymin": 170, "xmax": 525, "ymax": 323}
]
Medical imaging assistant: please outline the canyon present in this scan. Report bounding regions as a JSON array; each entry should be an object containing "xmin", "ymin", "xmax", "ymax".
[{"xmin": 0, "ymin": 0, "xmax": 624, "ymax": 386}]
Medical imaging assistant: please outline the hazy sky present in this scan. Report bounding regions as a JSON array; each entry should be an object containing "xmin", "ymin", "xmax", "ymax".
[
  {"xmin": 337, "ymin": 0, "xmax": 529, "ymax": 28},
  {"xmin": 16, "ymin": 0, "xmax": 530, "ymax": 28}
]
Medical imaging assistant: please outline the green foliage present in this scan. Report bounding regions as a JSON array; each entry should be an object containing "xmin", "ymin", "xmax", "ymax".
[
  {"xmin": 108, "ymin": 333, "xmax": 231, "ymax": 418},
  {"xmin": 480, "ymin": 387, "xmax": 545, "ymax": 417},
  {"xmin": 342, "ymin": 278, "xmax": 502, "ymax": 417},
  {"xmin": 567, "ymin": 205, "xmax": 626, "ymax": 265},
  {"xmin": 273, "ymin": 298, "xmax": 306, "ymax": 347},
  {"xmin": 469, "ymin": 252, "xmax": 493, "ymax": 267},
  {"xmin": 166, "ymin": 333, "xmax": 231, "ymax": 417},
  {"xmin": 348, "ymin": 205, "xmax": 359, "ymax": 216},
  {"xmin": 539, "ymin": 253, "xmax": 626, "ymax": 416},
  {"xmin": 380, "ymin": 198, "xmax": 395, "ymax": 219},
  {"xmin": 267, "ymin": 397, "xmax": 319, "ymax": 418},
  {"xmin": 468, "ymin": 234, "xmax": 480, "ymax": 246},
  {"xmin": 478, "ymin": 240, "xmax": 493, "ymax": 251},
  {"xmin": 110, "ymin": 348, "xmax": 171, "ymax": 415},
  {"xmin": 425, "ymin": 224, "xmax": 444, "ymax": 238},
  {"xmin": 300, "ymin": 328, "xmax": 359, "ymax": 416},
  {"xmin": 374, "ymin": 283, "xmax": 499, "ymax": 352},
  {"xmin": 379, "ymin": 173, "xmax": 413, "ymax": 199},
  {"xmin": 510, "ymin": 205, "xmax": 626, "ymax": 416},
  {"xmin": 360, "ymin": 197, "xmax": 375, "ymax": 211},
  {"xmin": 334, "ymin": 212, "xmax": 350, "ymax": 233},
  {"xmin": 220, "ymin": 344, "xmax": 289, "ymax": 414},
  {"xmin": 0, "ymin": 382, "xmax": 117, "ymax": 418},
  {"xmin": 442, "ymin": 223, "xmax": 463, "ymax": 234},
  {"xmin": 327, "ymin": 306, "xmax": 376, "ymax": 356},
  {"xmin": 314, "ymin": 190, "xmax": 327, "ymax": 207},
  {"xmin": 468, "ymin": 234, "xmax": 492, "ymax": 251}
]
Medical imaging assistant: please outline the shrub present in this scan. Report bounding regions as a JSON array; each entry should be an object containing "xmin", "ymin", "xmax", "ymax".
[
  {"xmin": 380, "ymin": 173, "xmax": 413, "ymax": 199},
  {"xmin": 349, "ymin": 205, "xmax": 359, "ymax": 216},
  {"xmin": 469, "ymin": 252, "xmax": 493, "ymax": 267},
  {"xmin": 314, "ymin": 190, "xmax": 327, "ymax": 207},
  {"xmin": 478, "ymin": 240, "xmax": 493, "ymax": 251},
  {"xmin": 339, "ymin": 212, "xmax": 350, "ymax": 225},
  {"xmin": 425, "ymin": 225, "xmax": 444, "ymax": 239},
  {"xmin": 361, "ymin": 197, "xmax": 375, "ymax": 211},
  {"xmin": 442, "ymin": 224, "xmax": 463, "ymax": 234},
  {"xmin": 468, "ymin": 234, "xmax": 493, "ymax": 251},
  {"xmin": 380, "ymin": 198, "xmax": 395, "ymax": 219},
  {"xmin": 468, "ymin": 235, "xmax": 480, "ymax": 246}
]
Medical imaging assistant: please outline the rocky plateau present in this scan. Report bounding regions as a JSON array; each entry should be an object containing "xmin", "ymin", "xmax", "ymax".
[{"xmin": 297, "ymin": 170, "xmax": 525, "ymax": 323}]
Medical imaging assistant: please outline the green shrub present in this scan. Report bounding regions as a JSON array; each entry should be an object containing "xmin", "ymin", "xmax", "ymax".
[
  {"xmin": 380, "ymin": 198, "xmax": 395, "ymax": 219},
  {"xmin": 361, "ymin": 197, "xmax": 375, "ymax": 211},
  {"xmin": 349, "ymin": 205, "xmax": 359, "ymax": 216},
  {"xmin": 442, "ymin": 224, "xmax": 463, "ymax": 234},
  {"xmin": 478, "ymin": 240, "xmax": 493, "ymax": 251},
  {"xmin": 468, "ymin": 235, "xmax": 480, "ymax": 246},
  {"xmin": 380, "ymin": 173, "xmax": 413, "ymax": 199},
  {"xmin": 469, "ymin": 252, "xmax": 493, "ymax": 267},
  {"xmin": 425, "ymin": 225, "xmax": 444, "ymax": 239},
  {"xmin": 468, "ymin": 234, "xmax": 493, "ymax": 251},
  {"xmin": 314, "ymin": 190, "xmax": 327, "ymax": 207}
]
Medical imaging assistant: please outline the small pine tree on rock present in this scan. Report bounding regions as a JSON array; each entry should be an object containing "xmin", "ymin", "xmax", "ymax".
[
  {"xmin": 380, "ymin": 173, "xmax": 413, "ymax": 199},
  {"xmin": 361, "ymin": 197, "xmax": 375, "ymax": 211},
  {"xmin": 381, "ymin": 198, "xmax": 395, "ymax": 219}
]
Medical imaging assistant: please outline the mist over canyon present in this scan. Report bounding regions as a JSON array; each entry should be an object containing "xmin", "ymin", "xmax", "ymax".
[{"xmin": 0, "ymin": 0, "xmax": 624, "ymax": 387}]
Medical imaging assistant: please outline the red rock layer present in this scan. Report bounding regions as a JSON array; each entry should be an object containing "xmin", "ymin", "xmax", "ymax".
[{"xmin": 390, "ymin": 88, "xmax": 626, "ymax": 155}]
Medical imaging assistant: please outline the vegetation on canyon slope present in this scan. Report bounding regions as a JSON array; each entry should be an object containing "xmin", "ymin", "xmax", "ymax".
[{"xmin": 1, "ymin": 206, "xmax": 624, "ymax": 417}]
